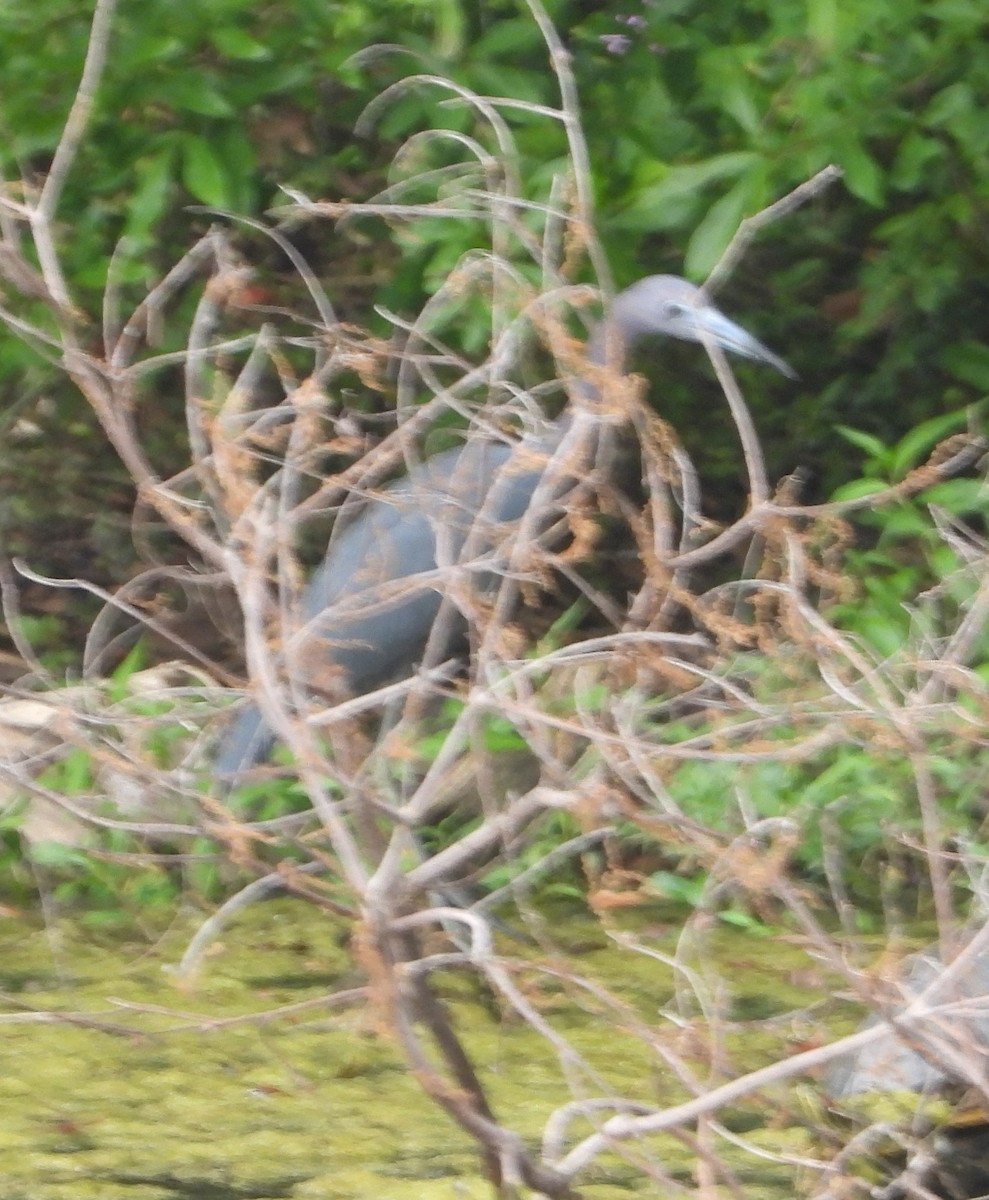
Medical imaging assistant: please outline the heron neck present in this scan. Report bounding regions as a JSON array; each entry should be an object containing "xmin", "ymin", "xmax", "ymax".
[
  {"xmin": 585, "ymin": 315, "xmax": 632, "ymax": 371},
  {"xmin": 565, "ymin": 314, "xmax": 634, "ymax": 408}
]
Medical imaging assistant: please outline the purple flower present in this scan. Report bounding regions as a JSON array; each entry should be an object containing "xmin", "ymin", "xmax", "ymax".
[{"xmin": 600, "ymin": 33, "xmax": 633, "ymax": 54}]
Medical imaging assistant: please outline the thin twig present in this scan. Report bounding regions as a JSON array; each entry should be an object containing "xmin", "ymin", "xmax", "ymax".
[{"xmin": 33, "ymin": 0, "xmax": 119, "ymax": 312}]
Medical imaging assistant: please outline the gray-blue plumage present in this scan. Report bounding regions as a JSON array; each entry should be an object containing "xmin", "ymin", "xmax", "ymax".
[{"xmin": 215, "ymin": 276, "xmax": 791, "ymax": 780}]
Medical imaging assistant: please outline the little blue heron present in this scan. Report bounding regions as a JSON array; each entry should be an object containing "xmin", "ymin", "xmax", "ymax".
[{"xmin": 215, "ymin": 275, "xmax": 792, "ymax": 780}]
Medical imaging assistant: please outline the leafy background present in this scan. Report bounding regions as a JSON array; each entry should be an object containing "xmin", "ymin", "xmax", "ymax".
[{"xmin": 1, "ymin": 0, "xmax": 987, "ymax": 662}]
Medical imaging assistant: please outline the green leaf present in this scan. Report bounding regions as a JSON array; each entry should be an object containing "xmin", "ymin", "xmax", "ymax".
[
  {"xmin": 109, "ymin": 640, "xmax": 149, "ymax": 702},
  {"xmin": 800, "ymin": 756, "xmax": 861, "ymax": 806},
  {"xmin": 470, "ymin": 16, "xmax": 543, "ymax": 57},
  {"xmin": 128, "ymin": 33, "xmax": 184, "ymax": 68},
  {"xmin": 609, "ymin": 190, "xmax": 700, "ymax": 235},
  {"xmin": 889, "ymin": 131, "xmax": 943, "ymax": 192},
  {"xmin": 29, "ymin": 841, "xmax": 91, "ymax": 869},
  {"xmin": 181, "ymin": 136, "xmax": 231, "ymax": 207},
  {"xmin": 830, "ymin": 478, "xmax": 888, "ymax": 502},
  {"xmin": 624, "ymin": 152, "xmax": 758, "ymax": 212},
  {"xmin": 210, "ymin": 27, "xmax": 271, "ymax": 61},
  {"xmin": 684, "ymin": 178, "xmax": 752, "ymax": 278},
  {"xmin": 875, "ymin": 505, "xmax": 929, "ymax": 537},
  {"xmin": 718, "ymin": 909, "xmax": 765, "ymax": 931},
  {"xmin": 941, "ymin": 340, "xmax": 989, "ymax": 390},
  {"xmin": 696, "ymin": 45, "xmax": 764, "ymax": 135},
  {"xmin": 806, "ymin": 0, "xmax": 839, "ymax": 51},
  {"xmin": 124, "ymin": 147, "xmax": 176, "ymax": 238},
  {"xmin": 836, "ymin": 136, "xmax": 884, "ymax": 206},
  {"xmin": 922, "ymin": 477, "xmax": 987, "ymax": 515},
  {"xmin": 650, "ymin": 870, "xmax": 705, "ymax": 907},
  {"xmin": 166, "ymin": 73, "xmax": 235, "ymax": 118},
  {"xmin": 923, "ymin": 81, "xmax": 975, "ymax": 129},
  {"xmin": 856, "ymin": 615, "xmax": 908, "ymax": 658},
  {"xmin": 719, "ymin": 75, "xmax": 761, "ymax": 136},
  {"xmin": 38, "ymin": 747, "xmax": 94, "ymax": 795},
  {"xmin": 431, "ymin": 0, "xmax": 468, "ymax": 58},
  {"xmin": 834, "ymin": 425, "xmax": 888, "ymax": 459},
  {"xmin": 889, "ymin": 409, "xmax": 968, "ymax": 479}
]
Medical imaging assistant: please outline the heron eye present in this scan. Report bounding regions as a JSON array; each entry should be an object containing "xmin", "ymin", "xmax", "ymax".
[{"xmin": 663, "ymin": 302, "xmax": 687, "ymax": 320}]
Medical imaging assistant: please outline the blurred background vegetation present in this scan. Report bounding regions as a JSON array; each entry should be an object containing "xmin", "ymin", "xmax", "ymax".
[
  {"xmin": 3, "ymin": 23, "xmax": 989, "ymax": 1200},
  {"xmin": 0, "ymin": 2, "xmax": 985, "ymax": 743},
  {"xmin": 2, "ymin": 0, "xmax": 987, "ymax": 669},
  {"xmin": 0, "ymin": 0, "xmax": 985, "ymax": 932}
]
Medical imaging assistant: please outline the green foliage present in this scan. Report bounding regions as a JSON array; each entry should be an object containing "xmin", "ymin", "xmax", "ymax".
[
  {"xmin": 7, "ymin": 615, "xmax": 79, "ymax": 673},
  {"xmin": 833, "ymin": 409, "xmax": 975, "ymax": 488},
  {"xmin": 105, "ymin": 640, "xmax": 150, "ymax": 703},
  {"xmin": 633, "ymin": 409, "xmax": 989, "ymax": 909},
  {"xmin": 0, "ymin": 660, "xmax": 280, "ymax": 915},
  {"xmin": 562, "ymin": 0, "xmax": 989, "ymax": 494},
  {"xmin": 225, "ymin": 770, "xmax": 317, "ymax": 824},
  {"xmin": 3, "ymin": 0, "xmax": 989, "ymax": 619},
  {"xmin": 5, "ymin": 739, "xmax": 173, "ymax": 918},
  {"xmin": 480, "ymin": 811, "xmax": 588, "ymax": 902},
  {"xmin": 3, "ymin": 0, "xmax": 989, "ymax": 933},
  {"xmin": 648, "ymin": 870, "xmax": 774, "ymax": 931},
  {"xmin": 416, "ymin": 700, "xmax": 530, "ymax": 763},
  {"xmin": 38, "ymin": 746, "xmax": 93, "ymax": 796},
  {"xmin": 644, "ymin": 702, "xmax": 989, "ymax": 915},
  {"xmin": 42, "ymin": 853, "xmax": 181, "ymax": 929},
  {"xmin": 830, "ymin": 408, "xmax": 987, "ymax": 657}
]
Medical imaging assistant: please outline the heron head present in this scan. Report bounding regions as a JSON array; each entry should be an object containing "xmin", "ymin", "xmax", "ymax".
[{"xmin": 606, "ymin": 274, "xmax": 795, "ymax": 379}]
